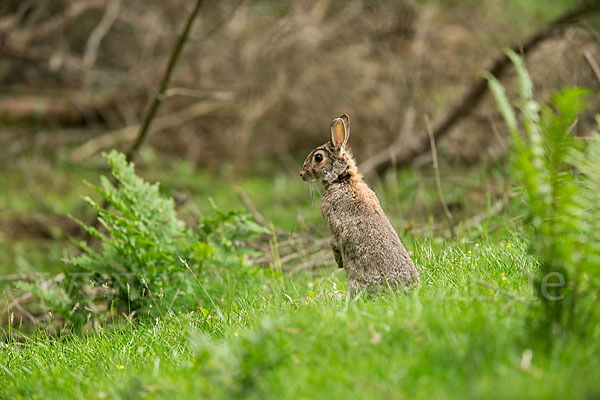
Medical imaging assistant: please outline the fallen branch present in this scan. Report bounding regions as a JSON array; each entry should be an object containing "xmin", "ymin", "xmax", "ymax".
[
  {"xmin": 370, "ymin": 1, "xmax": 600, "ymax": 177},
  {"xmin": 71, "ymin": 100, "xmax": 226, "ymax": 161},
  {"xmin": 360, "ymin": 107, "xmax": 415, "ymax": 179},
  {"xmin": 0, "ymin": 91, "xmax": 124, "ymax": 126}
]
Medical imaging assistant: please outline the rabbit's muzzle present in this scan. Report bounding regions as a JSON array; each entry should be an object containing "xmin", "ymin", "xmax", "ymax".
[
  {"xmin": 300, "ymin": 169, "xmax": 310, "ymax": 181},
  {"xmin": 300, "ymin": 160, "xmax": 313, "ymax": 181}
]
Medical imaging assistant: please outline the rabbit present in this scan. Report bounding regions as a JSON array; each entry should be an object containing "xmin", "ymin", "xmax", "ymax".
[{"xmin": 300, "ymin": 114, "xmax": 419, "ymax": 296}]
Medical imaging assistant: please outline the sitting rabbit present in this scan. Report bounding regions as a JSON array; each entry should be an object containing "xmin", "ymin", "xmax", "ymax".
[{"xmin": 300, "ymin": 114, "xmax": 419, "ymax": 295}]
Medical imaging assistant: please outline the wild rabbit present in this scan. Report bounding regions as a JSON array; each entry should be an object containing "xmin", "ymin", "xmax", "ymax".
[{"xmin": 300, "ymin": 114, "xmax": 419, "ymax": 296}]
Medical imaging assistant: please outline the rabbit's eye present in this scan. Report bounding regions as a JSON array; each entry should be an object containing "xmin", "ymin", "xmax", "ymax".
[{"xmin": 314, "ymin": 153, "xmax": 323, "ymax": 163}]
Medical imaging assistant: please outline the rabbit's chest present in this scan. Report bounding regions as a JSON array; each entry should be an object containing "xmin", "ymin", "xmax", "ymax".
[
  {"xmin": 321, "ymin": 202, "xmax": 344, "ymax": 232},
  {"xmin": 320, "ymin": 190, "xmax": 359, "ymax": 234}
]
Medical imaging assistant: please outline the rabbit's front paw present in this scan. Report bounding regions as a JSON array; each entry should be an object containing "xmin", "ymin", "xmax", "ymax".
[{"xmin": 330, "ymin": 238, "xmax": 344, "ymax": 269}]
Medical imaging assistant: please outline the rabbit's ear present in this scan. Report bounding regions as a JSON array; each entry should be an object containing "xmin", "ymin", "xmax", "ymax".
[
  {"xmin": 339, "ymin": 114, "xmax": 350, "ymax": 138},
  {"xmin": 330, "ymin": 115, "xmax": 349, "ymax": 151}
]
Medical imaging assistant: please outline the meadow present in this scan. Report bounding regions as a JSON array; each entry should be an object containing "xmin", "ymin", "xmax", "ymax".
[
  {"xmin": 2, "ymin": 144, "xmax": 599, "ymax": 399},
  {"xmin": 2, "ymin": 1, "xmax": 600, "ymax": 399}
]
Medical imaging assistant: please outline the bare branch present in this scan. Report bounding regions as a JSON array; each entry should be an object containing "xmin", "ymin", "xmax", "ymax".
[
  {"xmin": 83, "ymin": 0, "xmax": 121, "ymax": 69},
  {"xmin": 125, "ymin": 0, "xmax": 205, "ymax": 163}
]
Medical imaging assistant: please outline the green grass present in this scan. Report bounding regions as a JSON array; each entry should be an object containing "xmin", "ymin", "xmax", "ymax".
[
  {"xmin": 1, "ymin": 150, "xmax": 598, "ymax": 399},
  {"xmin": 3, "ymin": 231, "xmax": 600, "ymax": 399}
]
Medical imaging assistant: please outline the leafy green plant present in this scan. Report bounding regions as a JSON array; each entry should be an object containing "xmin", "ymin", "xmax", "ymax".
[
  {"xmin": 65, "ymin": 151, "xmax": 194, "ymax": 315},
  {"xmin": 61, "ymin": 150, "xmax": 267, "ymax": 320},
  {"xmin": 486, "ymin": 49, "xmax": 600, "ymax": 337},
  {"xmin": 198, "ymin": 202, "xmax": 268, "ymax": 265}
]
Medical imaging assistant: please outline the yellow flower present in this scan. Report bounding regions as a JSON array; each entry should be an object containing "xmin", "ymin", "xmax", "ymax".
[
  {"xmin": 474, "ymin": 263, "xmax": 478, "ymax": 267},
  {"xmin": 116, "ymin": 365, "xmax": 124, "ymax": 370},
  {"xmin": 233, "ymin": 331, "xmax": 239, "ymax": 337},
  {"xmin": 468, "ymin": 250, "xmax": 472, "ymax": 255},
  {"xmin": 506, "ymin": 243, "xmax": 512, "ymax": 248}
]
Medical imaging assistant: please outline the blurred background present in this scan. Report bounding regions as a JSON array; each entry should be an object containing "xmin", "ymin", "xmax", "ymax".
[{"xmin": 1, "ymin": 0, "xmax": 599, "ymax": 275}]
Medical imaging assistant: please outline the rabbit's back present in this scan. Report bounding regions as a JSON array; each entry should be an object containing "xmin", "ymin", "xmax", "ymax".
[{"xmin": 321, "ymin": 180, "xmax": 419, "ymax": 294}]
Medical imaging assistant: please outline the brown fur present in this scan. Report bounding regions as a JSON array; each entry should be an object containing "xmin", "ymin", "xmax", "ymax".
[{"xmin": 300, "ymin": 114, "xmax": 419, "ymax": 296}]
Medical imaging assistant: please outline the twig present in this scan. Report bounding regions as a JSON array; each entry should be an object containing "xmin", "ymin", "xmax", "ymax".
[
  {"xmin": 286, "ymin": 251, "xmax": 333, "ymax": 275},
  {"xmin": 370, "ymin": 1, "xmax": 600, "ymax": 177},
  {"xmin": 234, "ymin": 186, "xmax": 270, "ymax": 229},
  {"xmin": 125, "ymin": 0, "xmax": 204, "ymax": 163},
  {"xmin": 474, "ymin": 279, "xmax": 528, "ymax": 305},
  {"xmin": 407, "ymin": 194, "xmax": 510, "ymax": 235},
  {"xmin": 583, "ymin": 48, "xmax": 600, "ymax": 85},
  {"xmin": 1, "ymin": 274, "xmax": 65, "ymax": 321},
  {"xmin": 425, "ymin": 115, "xmax": 454, "ymax": 234},
  {"xmin": 407, "ymin": 222, "xmax": 444, "ymax": 235},
  {"xmin": 276, "ymin": 244, "xmax": 330, "ymax": 265},
  {"xmin": 10, "ymin": 0, "xmax": 106, "ymax": 48},
  {"xmin": 83, "ymin": 0, "xmax": 121, "ymax": 69},
  {"xmin": 164, "ymin": 88, "xmax": 235, "ymax": 100},
  {"xmin": 191, "ymin": 0, "xmax": 244, "ymax": 41},
  {"xmin": 249, "ymin": 231, "xmax": 331, "ymax": 270},
  {"xmin": 460, "ymin": 195, "xmax": 510, "ymax": 231},
  {"xmin": 4, "ymin": 287, "xmax": 37, "ymax": 324}
]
